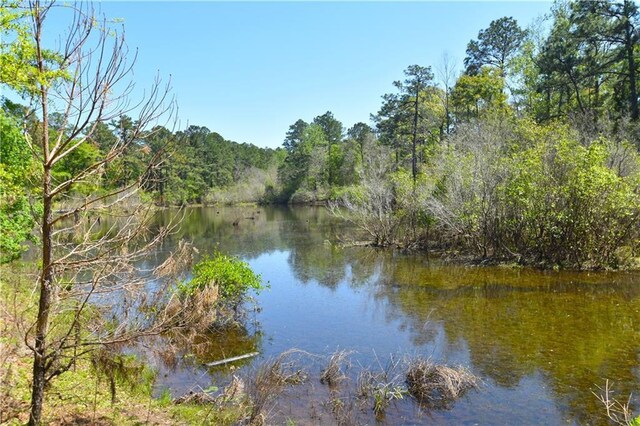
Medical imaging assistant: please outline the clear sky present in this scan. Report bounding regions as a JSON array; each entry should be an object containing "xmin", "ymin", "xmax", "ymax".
[{"xmin": 45, "ymin": 1, "xmax": 553, "ymax": 149}]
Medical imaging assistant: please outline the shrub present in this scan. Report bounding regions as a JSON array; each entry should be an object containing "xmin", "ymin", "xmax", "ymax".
[
  {"xmin": 500, "ymin": 132, "xmax": 640, "ymax": 268},
  {"xmin": 179, "ymin": 251, "xmax": 264, "ymax": 308},
  {"xmin": 424, "ymin": 119, "xmax": 640, "ymax": 268}
]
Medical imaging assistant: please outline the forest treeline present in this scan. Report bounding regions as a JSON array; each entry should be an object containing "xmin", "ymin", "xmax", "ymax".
[{"xmin": 2, "ymin": 0, "xmax": 640, "ymax": 268}]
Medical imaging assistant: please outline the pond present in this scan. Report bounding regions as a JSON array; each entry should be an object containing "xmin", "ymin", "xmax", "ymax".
[{"xmin": 151, "ymin": 205, "xmax": 639, "ymax": 425}]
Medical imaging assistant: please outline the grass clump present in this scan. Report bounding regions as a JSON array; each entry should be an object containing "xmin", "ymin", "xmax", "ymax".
[
  {"xmin": 406, "ymin": 358, "xmax": 479, "ymax": 408},
  {"xmin": 320, "ymin": 350, "xmax": 352, "ymax": 388},
  {"xmin": 247, "ymin": 350, "xmax": 309, "ymax": 425},
  {"xmin": 356, "ymin": 356, "xmax": 406, "ymax": 420}
]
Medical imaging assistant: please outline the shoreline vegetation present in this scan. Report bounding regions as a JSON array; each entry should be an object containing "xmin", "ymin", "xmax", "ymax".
[{"xmin": 3, "ymin": 261, "xmax": 482, "ymax": 425}]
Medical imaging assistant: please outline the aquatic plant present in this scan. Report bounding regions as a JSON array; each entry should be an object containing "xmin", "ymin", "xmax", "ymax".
[
  {"xmin": 247, "ymin": 349, "xmax": 309, "ymax": 425},
  {"xmin": 320, "ymin": 350, "xmax": 352, "ymax": 388},
  {"xmin": 178, "ymin": 251, "xmax": 264, "ymax": 308},
  {"xmin": 594, "ymin": 380, "xmax": 639, "ymax": 426},
  {"xmin": 406, "ymin": 358, "xmax": 479, "ymax": 408},
  {"xmin": 171, "ymin": 250, "xmax": 264, "ymax": 330}
]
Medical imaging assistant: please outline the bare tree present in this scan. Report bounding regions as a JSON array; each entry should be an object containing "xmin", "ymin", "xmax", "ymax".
[
  {"xmin": 329, "ymin": 143, "xmax": 398, "ymax": 246},
  {"xmin": 9, "ymin": 2, "xmax": 189, "ymax": 424},
  {"xmin": 435, "ymin": 52, "xmax": 458, "ymax": 138}
]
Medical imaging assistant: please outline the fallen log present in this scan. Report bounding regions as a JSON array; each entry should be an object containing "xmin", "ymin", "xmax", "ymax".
[{"xmin": 205, "ymin": 352, "xmax": 259, "ymax": 367}]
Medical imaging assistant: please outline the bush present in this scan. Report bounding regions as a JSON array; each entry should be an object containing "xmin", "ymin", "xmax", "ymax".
[
  {"xmin": 423, "ymin": 119, "xmax": 640, "ymax": 269},
  {"xmin": 179, "ymin": 251, "xmax": 263, "ymax": 308},
  {"xmin": 501, "ymin": 133, "xmax": 640, "ymax": 268}
]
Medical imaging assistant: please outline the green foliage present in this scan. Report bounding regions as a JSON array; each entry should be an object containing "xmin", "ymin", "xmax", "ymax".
[
  {"xmin": 53, "ymin": 140, "xmax": 101, "ymax": 194},
  {"xmin": 451, "ymin": 67, "xmax": 508, "ymax": 120},
  {"xmin": 179, "ymin": 251, "xmax": 264, "ymax": 306},
  {"xmin": 533, "ymin": 0, "xmax": 639, "ymax": 120},
  {"xmin": 425, "ymin": 118, "xmax": 640, "ymax": 268},
  {"xmin": 313, "ymin": 111, "xmax": 343, "ymax": 147},
  {"xmin": 144, "ymin": 125, "xmax": 279, "ymax": 205},
  {"xmin": 278, "ymin": 122, "xmax": 328, "ymax": 200},
  {"xmin": 283, "ymin": 119, "xmax": 309, "ymax": 153},
  {"xmin": 338, "ymin": 113, "xmax": 640, "ymax": 269},
  {"xmin": 0, "ymin": 109, "xmax": 37, "ymax": 263},
  {"xmin": 501, "ymin": 129, "xmax": 640, "ymax": 268},
  {"xmin": 464, "ymin": 16, "xmax": 527, "ymax": 76},
  {"xmin": 372, "ymin": 384, "xmax": 405, "ymax": 418},
  {"xmin": 372, "ymin": 64, "xmax": 445, "ymax": 181},
  {"xmin": 158, "ymin": 388, "xmax": 172, "ymax": 406},
  {"xmin": 0, "ymin": 1, "xmax": 69, "ymax": 95},
  {"xmin": 91, "ymin": 349, "xmax": 157, "ymax": 402}
]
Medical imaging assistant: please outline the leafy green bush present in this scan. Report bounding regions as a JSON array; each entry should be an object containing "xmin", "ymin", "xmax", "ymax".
[
  {"xmin": 179, "ymin": 251, "xmax": 264, "ymax": 307},
  {"xmin": 425, "ymin": 119, "xmax": 640, "ymax": 268},
  {"xmin": 500, "ymin": 130, "xmax": 640, "ymax": 268}
]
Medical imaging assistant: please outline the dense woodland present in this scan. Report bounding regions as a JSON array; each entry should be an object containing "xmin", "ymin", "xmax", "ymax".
[{"xmin": 1, "ymin": 0, "xmax": 640, "ymax": 268}]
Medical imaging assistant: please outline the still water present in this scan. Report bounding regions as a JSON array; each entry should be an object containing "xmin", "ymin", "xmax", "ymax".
[{"xmin": 152, "ymin": 205, "xmax": 639, "ymax": 425}]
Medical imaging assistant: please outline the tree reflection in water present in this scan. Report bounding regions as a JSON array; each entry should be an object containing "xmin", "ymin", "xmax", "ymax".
[{"xmin": 152, "ymin": 205, "xmax": 639, "ymax": 424}]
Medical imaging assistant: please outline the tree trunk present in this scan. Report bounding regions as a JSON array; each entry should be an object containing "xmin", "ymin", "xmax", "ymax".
[
  {"xmin": 110, "ymin": 376, "xmax": 117, "ymax": 405},
  {"xmin": 445, "ymin": 92, "xmax": 451, "ymax": 136},
  {"xmin": 327, "ymin": 141, "xmax": 332, "ymax": 186},
  {"xmin": 568, "ymin": 70, "xmax": 586, "ymax": 114},
  {"xmin": 624, "ymin": 0, "xmax": 638, "ymax": 120},
  {"xmin": 30, "ymin": 6, "xmax": 52, "ymax": 421},
  {"xmin": 394, "ymin": 137, "xmax": 399, "ymax": 168},
  {"xmin": 411, "ymin": 90, "xmax": 419, "ymax": 184},
  {"xmin": 29, "ymin": 163, "xmax": 53, "ymax": 426}
]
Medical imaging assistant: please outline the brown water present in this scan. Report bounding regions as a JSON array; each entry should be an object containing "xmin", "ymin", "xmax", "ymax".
[{"xmin": 152, "ymin": 205, "xmax": 639, "ymax": 425}]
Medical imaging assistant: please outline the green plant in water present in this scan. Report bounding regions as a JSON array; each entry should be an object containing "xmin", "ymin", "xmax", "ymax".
[
  {"xmin": 178, "ymin": 250, "xmax": 264, "ymax": 307},
  {"xmin": 203, "ymin": 385, "xmax": 219, "ymax": 393},
  {"xmin": 373, "ymin": 383, "xmax": 406, "ymax": 418}
]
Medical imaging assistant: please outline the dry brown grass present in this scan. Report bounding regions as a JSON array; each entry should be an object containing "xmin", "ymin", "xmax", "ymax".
[
  {"xmin": 165, "ymin": 284, "xmax": 220, "ymax": 331},
  {"xmin": 320, "ymin": 350, "xmax": 352, "ymax": 388},
  {"xmin": 247, "ymin": 350, "xmax": 309, "ymax": 425},
  {"xmin": 593, "ymin": 380, "xmax": 638, "ymax": 426},
  {"xmin": 406, "ymin": 358, "xmax": 479, "ymax": 408}
]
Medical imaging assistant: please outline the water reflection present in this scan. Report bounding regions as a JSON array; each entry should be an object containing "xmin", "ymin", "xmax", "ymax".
[{"xmin": 153, "ymin": 205, "xmax": 639, "ymax": 424}]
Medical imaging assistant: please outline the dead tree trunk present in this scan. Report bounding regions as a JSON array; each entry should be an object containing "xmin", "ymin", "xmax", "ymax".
[{"xmin": 29, "ymin": 4, "xmax": 52, "ymax": 420}]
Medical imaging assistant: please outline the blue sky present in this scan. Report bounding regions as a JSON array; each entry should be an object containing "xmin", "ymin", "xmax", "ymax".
[{"xmin": 45, "ymin": 2, "xmax": 552, "ymax": 149}]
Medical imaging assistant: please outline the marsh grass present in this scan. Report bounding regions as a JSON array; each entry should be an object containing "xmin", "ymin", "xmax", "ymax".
[
  {"xmin": 320, "ymin": 350, "xmax": 352, "ymax": 388},
  {"xmin": 247, "ymin": 349, "xmax": 309, "ymax": 425},
  {"xmin": 594, "ymin": 380, "xmax": 639, "ymax": 426},
  {"xmin": 406, "ymin": 358, "xmax": 479, "ymax": 408},
  {"xmin": 354, "ymin": 354, "xmax": 406, "ymax": 420}
]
